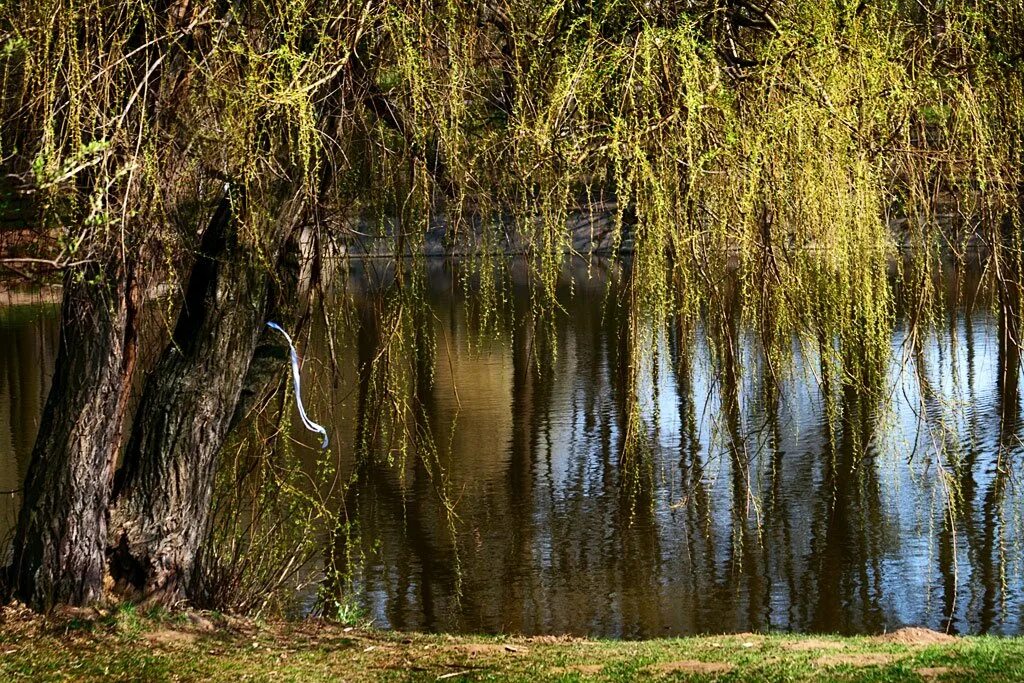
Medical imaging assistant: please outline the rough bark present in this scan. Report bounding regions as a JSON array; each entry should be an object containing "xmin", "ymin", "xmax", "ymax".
[
  {"xmin": 6, "ymin": 268, "xmax": 138, "ymax": 609},
  {"xmin": 227, "ymin": 229, "xmax": 310, "ymax": 431},
  {"xmin": 108, "ymin": 191, "xmax": 298, "ymax": 604},
  {"xmin": 106, "ymin": 14, "xmax": 348, "ymax": 604}
]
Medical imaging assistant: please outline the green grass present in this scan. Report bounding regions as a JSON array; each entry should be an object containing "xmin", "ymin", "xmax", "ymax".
[{"xmin": 1, "ymin": 606, "xmax": 1022, "ymax": 681}]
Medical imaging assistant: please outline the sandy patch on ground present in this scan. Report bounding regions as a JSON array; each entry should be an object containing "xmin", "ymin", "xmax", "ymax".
[
  {"xmin": 459, "ymin": 643, "xmax": 528, "ymax": 657},
  {"xmin": 916, "ymin": 667, "xmax": 960, "ymax": 679},
  {"xmin": 525, "ymin": 634, "xmax": 590, "ymax": 645},
  {"xmin": 143, "ymin": 630, "xmax": 199, "ymax": 647},
  {"xmin": 782, "ymin": 638, "xmax": 847, "ymax": 652},
  {"xmin": 874, "ymin": 627, "xmax": 958, "ymax": 646},
  {"xmin": 815, "ymin": 653, "xmax": 901, "ymax": 667}
]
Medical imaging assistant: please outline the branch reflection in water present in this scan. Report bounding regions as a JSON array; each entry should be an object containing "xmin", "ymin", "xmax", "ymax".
[{"xmin": 1, "ymin": 256, "xmax": 1022, "ymax": 636}]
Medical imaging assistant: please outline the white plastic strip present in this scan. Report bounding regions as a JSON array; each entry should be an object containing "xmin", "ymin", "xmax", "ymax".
[{"xmin": 266, "ymin": 321, "xmax": 329, "ymax": 449}]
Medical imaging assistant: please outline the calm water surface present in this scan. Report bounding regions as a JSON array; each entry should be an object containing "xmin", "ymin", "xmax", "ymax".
[{"xmin": 2, "ymin": 260, "xmax": 1023, "ymax": 637}]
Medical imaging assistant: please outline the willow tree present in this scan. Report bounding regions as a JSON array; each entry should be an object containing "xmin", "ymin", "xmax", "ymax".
[
  {"xmin": 1, "ymin": 0, "xmax": 1023, "ymax": 611},
  {"xmin": 1, "ymin": 0, "xmax": 368, "ymax": 607},
  {"xmin": 1, "ymin": 0, "xmax": 201, "ymax": 608}
]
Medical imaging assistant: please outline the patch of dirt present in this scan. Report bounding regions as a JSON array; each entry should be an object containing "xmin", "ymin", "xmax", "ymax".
[
  {"xmin": 51, "ymin": 606, "xmax": 104, "ymax": 622},
  {"xmin": 187, "ymin": 613, "xmax": 216, "ymax": 632},
  {"xmin": 874, "ymin": 627, "xmax": 958, "ymax": 646},
  {"xmin": 815, "ymin": 653, "xmax": 901, "ymax": 667},
  {"xmin": 526, "ymin": 634, "xmax": 589, "ymax": 645},
  {"xmin": 458, "ymin": 643, "xmax": 528, "ymax": 657},
  {"xmin": 782, "ymin": 639, "xmax": 847, "ymax": 652},
  {"xmin": 648, "ymin": 660, "xmax": 735, "ymax": 675},
  {"xmin": 916, "ymin": 667, "xmax": 960, "ymax": 679},
  {"xmin": 143, "ymin": 629, "xmax": 199, "ymax": 647},
  {"xmin": 727, "ymin": 632, "xmax": 765, "ymax": 641},
  {"xmin": 0, "ymin": 604, "xmax": 44, "ymax": 636}
]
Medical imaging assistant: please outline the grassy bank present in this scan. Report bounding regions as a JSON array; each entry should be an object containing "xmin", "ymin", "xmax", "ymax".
[{"xmin": 1, "ymin": 607, "xmax": 1022, "ymax": 681}]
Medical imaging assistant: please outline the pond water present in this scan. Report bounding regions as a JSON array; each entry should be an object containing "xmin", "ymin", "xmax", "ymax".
[{"xmin": 2, "ymin": 259, "xmax": 1023, "ymax": 637}]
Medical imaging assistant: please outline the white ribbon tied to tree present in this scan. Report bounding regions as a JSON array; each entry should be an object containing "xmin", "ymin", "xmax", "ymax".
[{"xmin": 266, "ymin": 321, "xmax": 329, "ymax": 449}]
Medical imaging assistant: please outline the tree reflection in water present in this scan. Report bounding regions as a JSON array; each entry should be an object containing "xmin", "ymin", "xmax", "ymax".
[{"xmin": 2, "ymin": 260, "xmax": 1024, "ymax": 636}]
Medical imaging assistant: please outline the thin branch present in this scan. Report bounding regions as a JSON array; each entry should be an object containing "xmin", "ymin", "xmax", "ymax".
[{"xmin": 0, "ymin": 257, "xmax": 95, "ymax": 269}]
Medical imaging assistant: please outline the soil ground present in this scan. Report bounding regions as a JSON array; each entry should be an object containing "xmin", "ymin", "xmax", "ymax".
[{"xmin": 2, "ymin": 605, "xmax": 1023, "ymax": 681}]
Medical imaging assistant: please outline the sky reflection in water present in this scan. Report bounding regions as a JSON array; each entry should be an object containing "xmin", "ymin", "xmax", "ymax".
[{"xmin": 1, "ymin": 260, "xmax": 1023, "ymax": 637}]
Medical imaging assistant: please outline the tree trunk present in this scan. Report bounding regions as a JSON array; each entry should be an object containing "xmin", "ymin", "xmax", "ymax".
[
  {"xmin": 228, "ymin": 228, "xmax": 311, "ymax": 431},
  {"xmin": 6, "ymin": 268, "xmax": 138, "ymax": 609},
  {"xmin": 108, "ymin": 191, "xmax": 297, "ymax": 604}
]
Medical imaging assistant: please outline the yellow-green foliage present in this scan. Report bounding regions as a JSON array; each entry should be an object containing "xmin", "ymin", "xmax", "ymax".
[
  {"xmin": 7, "ymin": 0, "xmax": 1024, "ymax": 610},
  {"xmin": 2, "ymin": 0, "xmax": 1023, "ymax": 437},
  {"xmin": 362, "ymin": 0, "xmax": 1023, "ymax": 388}
]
